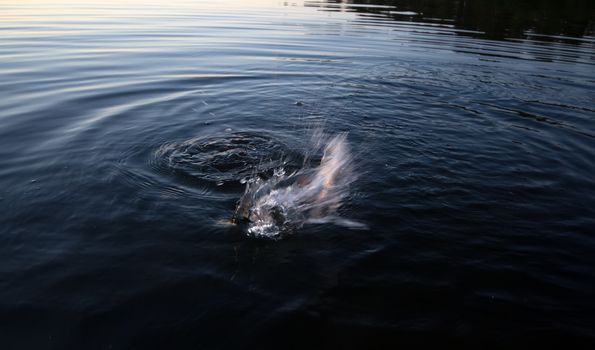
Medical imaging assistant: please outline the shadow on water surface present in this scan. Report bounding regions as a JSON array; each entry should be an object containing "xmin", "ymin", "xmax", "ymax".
[{"xmin": 305, "ymin": 0, "xmax": 595, "ymax": 42}]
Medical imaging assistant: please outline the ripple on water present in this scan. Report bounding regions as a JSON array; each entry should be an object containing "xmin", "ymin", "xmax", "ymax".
[{"xmin": 150, "ymin": 131, "xmax": 300, "ymax": 188}]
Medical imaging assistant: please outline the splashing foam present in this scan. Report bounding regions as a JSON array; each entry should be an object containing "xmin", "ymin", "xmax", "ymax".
[{"xmin": 234, "ymin": 132, "xmax": 366, "ymax": 238}]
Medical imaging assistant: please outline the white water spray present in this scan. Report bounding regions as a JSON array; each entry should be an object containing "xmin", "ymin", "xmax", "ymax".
[{"xmin": 234, "ymin": 132, "xmax": 366, "ymax": 237}]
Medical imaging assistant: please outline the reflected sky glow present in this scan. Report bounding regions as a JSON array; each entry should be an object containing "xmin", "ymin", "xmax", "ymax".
[
  {"xmin": 0, "ymin": 0, "xmax": 299, "ymax": 9},
  {"xmin": 0, "ymin": 0, "xmax": 313, "ymax": 41}
]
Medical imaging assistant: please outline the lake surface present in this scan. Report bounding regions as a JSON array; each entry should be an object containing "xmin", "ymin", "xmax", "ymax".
[{"xmin": 1, "ymin": 0, "xmax": 595, "ymax": 348}]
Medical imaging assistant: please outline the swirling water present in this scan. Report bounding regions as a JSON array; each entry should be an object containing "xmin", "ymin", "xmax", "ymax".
[{"xmin": 1, "ymin": 0, "xmax": 595, "ymax": 347}]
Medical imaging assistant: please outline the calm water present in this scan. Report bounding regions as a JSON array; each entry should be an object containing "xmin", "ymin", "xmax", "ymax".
[{"xmin": 1, "ymin": 0, "xmax": 595, "ymax": 347}]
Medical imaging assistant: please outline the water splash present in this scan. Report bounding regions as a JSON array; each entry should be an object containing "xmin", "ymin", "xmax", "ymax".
[{"xmin": 234, "ymin": 131, "xmax": 366, "ymax": 238}]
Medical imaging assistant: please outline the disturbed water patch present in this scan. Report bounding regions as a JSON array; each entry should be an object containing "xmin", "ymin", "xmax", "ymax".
[
  {"xmin": 151, "ymin": 131, "xmax": 297, "ymax": 187},
  {"xmin": 150, "ymin": 130, "xmax": 366, "ymax": 238},
  {"xmin": 234, "ymin": 131, "xmax": 367, "ymax": 238}
]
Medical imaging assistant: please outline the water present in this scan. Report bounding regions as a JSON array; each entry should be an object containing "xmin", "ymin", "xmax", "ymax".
[
  {"xmin": 1, "ymin": 0, "xmax": 594, "ymax": 347},
  {"xmin": 235, "ymin": 131, "xmax": 364, "ymax": 237}
]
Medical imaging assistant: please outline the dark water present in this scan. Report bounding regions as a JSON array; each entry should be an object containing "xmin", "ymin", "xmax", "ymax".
[{"xmin": 1, "ymin": 0, "xmax": 595, "ymax": 347}]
